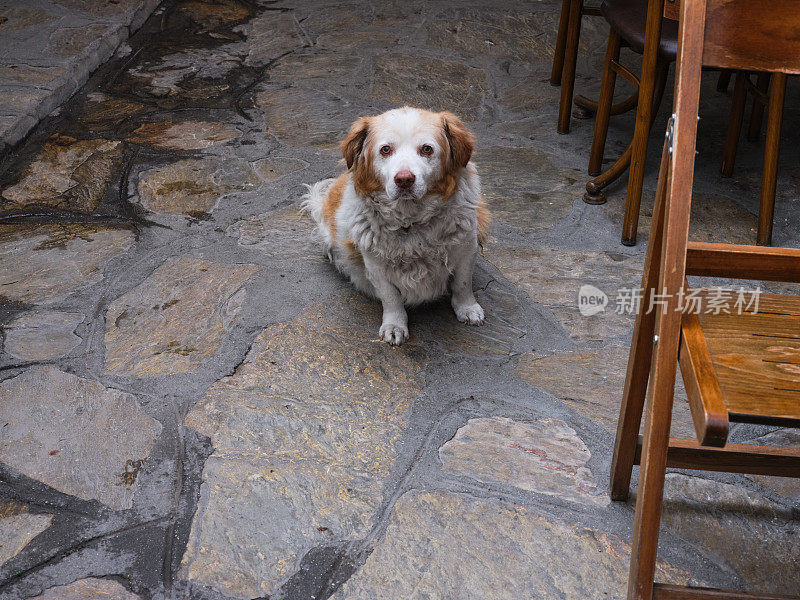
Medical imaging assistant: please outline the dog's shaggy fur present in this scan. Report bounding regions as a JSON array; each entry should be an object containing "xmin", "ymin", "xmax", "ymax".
[{"xmin": 302, "ymin": 106, "xmax": 489, "ymax": 345}]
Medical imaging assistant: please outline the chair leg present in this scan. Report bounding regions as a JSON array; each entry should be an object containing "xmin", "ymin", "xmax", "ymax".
[
  {"xmin": 620, "ymin": 0, "xmax": 666, "ymax": 247},
  {"xmin": 621, "ymin": 58, "xmax": 668, "ymax": 247},
  {"xmin": 557, "ymin": 0, "xmax": 583, "ymax": 134},
  {"xmin": 626, "ymin": 360, "xmax": 677, "ymax": 600},
  {"xmin": 716, "ymin": 69, "xmax": 732, "ymax": 92},
  {"xmin": 610, "ymin": 139, "xmax": 669, "ymax": 502},
  {"xmin": 583, "ymin": 62, "xmax": 667, "ymax": 206},
  {"xmin": 721, "ymin": 71, "xmax": 747, "ymax": 177},
  {"xmin": 550, "ymin": 0, "xmax": 572, "ymax": 86},
  {"xmin": 747, "ymin": 72, "xmax": 771, "ymax": 141},
  {"xmin": 757, "ymin": 72, "xmax": 786, "ymax": 246},
  {"xmin": 588, "ymin": 30, "xmax": 622, "ymax": 177},
  {"xmin": 625, "ymin": 142, "xmax": 685, "ymax": 600}
]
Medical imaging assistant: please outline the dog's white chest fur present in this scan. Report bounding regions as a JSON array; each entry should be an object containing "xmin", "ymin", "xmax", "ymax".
[{"xmin": 339, "ymin": 164, "xmax": 481, "ymax": 305}]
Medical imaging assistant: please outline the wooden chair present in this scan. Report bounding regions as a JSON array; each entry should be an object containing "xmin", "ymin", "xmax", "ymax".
[
  {"xmin": 721, "ymin": 71, "xmax": 787, "ymax": 245},
  {"xmin": 610, "ymin": 0, "xmax": 800, "ymax": 598},
  {"xmin": 583, "ymin": 0, "xmax": 677, "ymax": 207},
  {"xmin": 552, "ymin": 0, "xmax": 640, "ymax": 133},
  {"xmin": 591, "ymin": 0, "xmax": 788, "ymax": 247}
]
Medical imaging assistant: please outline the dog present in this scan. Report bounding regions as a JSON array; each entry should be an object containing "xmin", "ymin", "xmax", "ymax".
[{"xmin": 302, "ymin": 106, "xmax": 489, "ymax": 346}]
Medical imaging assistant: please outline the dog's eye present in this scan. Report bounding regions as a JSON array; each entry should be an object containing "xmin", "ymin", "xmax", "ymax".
[
  {"xmin": 379, "ymin": 145, "xmax": 392, "ymax": 157},
  {"xmin": 419, "ymin": 144, "xmax": 434, "ymax": 157}
]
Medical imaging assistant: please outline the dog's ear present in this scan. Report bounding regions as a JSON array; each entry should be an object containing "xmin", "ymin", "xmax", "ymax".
[
  {"xmin": 341, "ymin": 116, "xmax": 371, "ymax": 169},
  {"xmin": 441, "ymin": 112, "xmax": 474, "ymax": 169}
]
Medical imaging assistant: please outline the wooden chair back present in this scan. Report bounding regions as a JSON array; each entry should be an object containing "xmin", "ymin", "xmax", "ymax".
[
  {"xmin": 703, "ymin": 0, "xmax": 800, "ymax": 74},
  {"xmin": 660, "ymin": 0, "xmax": 800, "ymax": 262}
]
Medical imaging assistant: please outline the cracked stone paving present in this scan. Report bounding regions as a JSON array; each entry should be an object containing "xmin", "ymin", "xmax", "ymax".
[{"xmin": 0, "ymin": 1, "xmax": 798, "ymax": 599}]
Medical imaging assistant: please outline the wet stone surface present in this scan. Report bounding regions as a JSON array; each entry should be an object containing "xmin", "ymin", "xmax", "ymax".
[
  {"xmin": 439, "ymin": 416, "xmax": 608, "ymax": 506},
  {"xmin": 371, "ymin": 54, "xmax": 488, "ymax": 120},
  {"xmin": 256, "ymin": 86, "xmax": 362, "ymax": 149},
  {"xmin": 0, "ymin": 366, "xmax": 161, "ymax": 510},
  {"xmin": 29, "ymin": 577, "xmax": 142, "ymax": 600},
  {"xmin": 0, "ymin": 0, "xmax": 798, "ymax": 598},
  {"xmin": 662, "ymin": 474, "xmax": 800, "ymax": 594},
  {"xmin": 136, "ymin": 157, "xmax": 261, "ymax": 215},
  {"xmin": 182, "ymin": 295, "xmax": 424, "ymax": 598},
  {"xmin": 126, "ymin": 120, "xmax": 240, "ymax": 150},
  {"xmin": 104, "ymin": 256, "xmax": 259, "ymax": 376},
  {"xmin": 1, "ymin": 135, "xmax": 123, "ymax": 215},
  {"xmin": 0, "ymin": 503, "xmax": 52, "ymax": 568},
  {"xmin": 332, "ymin": 490, "xmax": 690, "ymax": 600},
  {"xmin": 0, "ymin": 0, "xmax": 160, "ymax": 150},
  {"xmin": 485, "ymin": 245, "xmax": 643, "ymax": 343},
  {"xmin": 2, "ymin": 310, "xmax": 83, "ymax": 361},
  {"xmin": 0, "ymin": 225, "xmax": 135, "ymax": 305},
  {"xmin": 477, "ymin": 146, "xmax": 579, "ymax": 232}
]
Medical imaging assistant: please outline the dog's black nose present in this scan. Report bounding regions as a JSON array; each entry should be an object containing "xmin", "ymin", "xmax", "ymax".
[{"xmin": 394, "ymin": 170, "xmax": 415, "ymax": 189}]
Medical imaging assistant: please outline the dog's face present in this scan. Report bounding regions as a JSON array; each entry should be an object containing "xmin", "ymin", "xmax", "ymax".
[{"xmin": 341, "ymin": 107, "xmax": 474, "ymax": 202}]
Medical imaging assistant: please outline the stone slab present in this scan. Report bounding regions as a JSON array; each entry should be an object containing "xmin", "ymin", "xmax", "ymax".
[
  {"xmin": 371, "ymin": 54, "xmax": 487, "ymax": 121},
  {"xmin": 440, "ymin": 416, "xmax": 609, "ymax": 506},
  {"xmin": 476, "ymin": 146, "xmax": 579, "ymax": 232},
  {"xmin": 0, "ymin": 0, "xmax": 161, "ymax": 149},
  {"xmin": 485, "ymin": 245, "xmax": 643, "ymax": 343},
  {"xmin": 104, "ymin": 256, "xmax": 259, "ymax": 376},
  {"xmin": 136, "ymin": 157, "xmax": 261, "ymax": 215},
  {"xmin": 0, "ymin": 224, "xmax": 135, "ymax": 305},
  {"xmin": 0, "ymin": 365, "xmax": 162, "ymax": 510},
  {"xmin": 30, "ymin": 577, "xmax": 142, "ymax": 600},
  {"xmin": 2, "ymin": 310, "xmax": 83, "ymax": 361},
  {"xmin": 0, "ymin": 502, "xmax": 53, "ymax": 568},
  {"xmin": 662, "ymin": 474, "xmax": 800, "ymax": 594},
  {"xmin": 126, "ymin": 120, "xmax": 240, "ymax": 150},
  {"xmin": 1, "ymin": 135, "xmax": 122, "ymax": 213},
  {"xmin": 333, "ymin": 490, "xmax": 689, "ymax": 600}
]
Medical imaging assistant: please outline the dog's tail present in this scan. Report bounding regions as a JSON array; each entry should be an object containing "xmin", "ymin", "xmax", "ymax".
[
  {"xmin": 476, "ymin": 195, "xmax": 491, "ymax": 246},
  {"xmin": 300, "ymin": 178, "xmax": 336, "ymax": 247}
]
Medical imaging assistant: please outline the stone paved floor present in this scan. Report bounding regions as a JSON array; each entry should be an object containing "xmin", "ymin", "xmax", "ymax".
[
  {"xmin": 0, "ymin": 0, "xmax": 160, "ymax": 152},
  {"xmin": 0, "ymin": 1, "xmax": 799, "ymax": 599}
]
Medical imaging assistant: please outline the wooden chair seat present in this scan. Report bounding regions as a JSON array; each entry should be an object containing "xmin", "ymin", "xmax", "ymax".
[
  {"xmin": 680, "ymin": 291, "xmax": 800, "ymax": 446},
  {"xmin": 601, "ymin": 0, "xmax": 678, "ymax": 59}
]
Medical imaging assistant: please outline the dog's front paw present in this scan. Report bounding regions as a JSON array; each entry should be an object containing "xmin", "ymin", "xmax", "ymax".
[
  {"xmin": 455, "ymin": 302, "xmax": 485, "ymax": 326},
  {"xmin": 379, "ymin": 322, "xmax": 409, "ymax": 346}
]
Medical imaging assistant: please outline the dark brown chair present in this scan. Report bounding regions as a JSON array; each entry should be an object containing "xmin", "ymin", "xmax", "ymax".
[
  {"xmin": 610, "ymin": 0, "xmax": 800, "ymax": 598},
  {"xmin": 586, "ymin": 0, "xmax": 786, "ymax": 248},
  {"xmin": 552, "ymin": 0, "xmax": 640, "ymax": 133},
  {"xmin": 552, "ymin": 0, "xmax": 594, "ymax": 134},
  {"xmin": 722, "ymin": 71, "xmax": 788, "ymax": 245},
  {"xmin": 582, "ymin": 0, "xmax": 677, "ymax": 214}
]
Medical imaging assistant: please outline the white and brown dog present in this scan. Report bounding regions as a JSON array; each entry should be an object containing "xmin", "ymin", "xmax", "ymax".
[{"xmin": 302, "ymin": 106, "xmax": 489, "ymax": 345}]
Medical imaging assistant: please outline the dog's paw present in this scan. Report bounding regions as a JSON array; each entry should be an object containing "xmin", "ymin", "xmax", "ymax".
[
  {"xmin": 379, "ymin": 322, "xmax": 409, "ymax": 346},
  {"xmin": 455, "ymin": 302, "xmax": 485, "ymax": 326}
]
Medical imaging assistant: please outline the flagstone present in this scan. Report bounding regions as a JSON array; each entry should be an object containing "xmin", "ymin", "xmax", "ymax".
[
  {"xmin": 104, "ymin": 257, "xmax": 259, "ymax": 376},
  {"xmin": 0, "ymin": 366, "xmax": 161, "ymax": 510},
  {"xmin": 333, "ymin": 490, "xmax": 689, "ymax": 600},
  {"xmin": 1, "ymin": 135, "xmax": 122, "ymax": 213},
  {"xmin": 0, "ymin": 225, "xmax": 135, "ymax": 305},
  {"xmin": 2, "ymin": 310, "xmax": 83, "ymax": 361},
  {"xmin": 0, "ymin": 502, "xmax": 52, "ymax": 567},
  {"xmin": 440, "ymin": 416, "xmax": 609, "ymax": 506}
]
